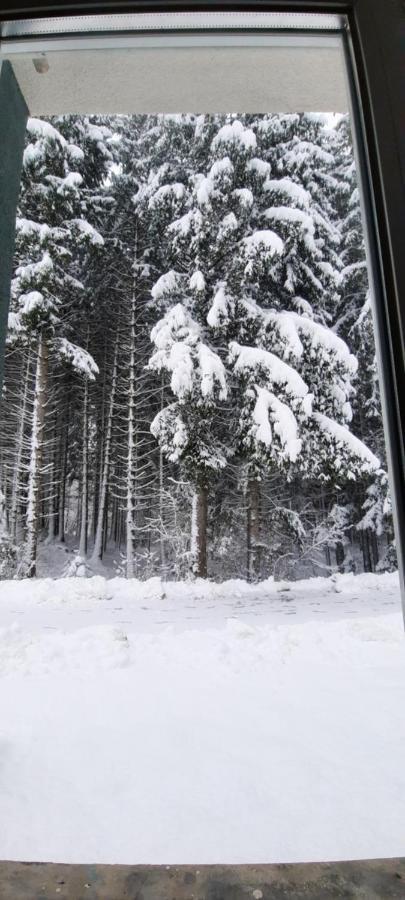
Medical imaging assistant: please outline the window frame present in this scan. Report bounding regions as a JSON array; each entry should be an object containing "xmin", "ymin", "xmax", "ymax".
[{"xmin": 0, "ymin": 0, "xmax": 404, "ymax": 606}]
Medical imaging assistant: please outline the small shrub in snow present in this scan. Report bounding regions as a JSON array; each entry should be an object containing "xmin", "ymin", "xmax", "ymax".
[
  {"xmin": 63, "ymin": 555, "xmax": 92, "ymax": 578},
  {"xmin": 0, "ymin": 533, "xmax": 18, "ymax": 579}
]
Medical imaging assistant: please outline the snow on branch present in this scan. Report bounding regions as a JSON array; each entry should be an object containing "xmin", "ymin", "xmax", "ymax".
[
  {"xmin": 19, "ymin": 291, "xmax": 51, "ymax": 317},
  {"xmin": 150, "ymin": 304, "xmax": 199, "ymax": 350},
  {"xmin": 264, "ymin": 207, "xmax": 317, "ymax": 253},
  {"xmin": 264, "ymin": 310, "xmax": 358, "ymax": 375},
  {"xmin": 15, "ymin": 219, "xmax": 51, "ymax": 243},
  {"xmin": 169, "ymin": 211, "xmax": 202, "ymax": 237},
  {"xmin": 313, "ymin": 413, "xmax": 380, "ymax": 472},
  {"xmin": 57, "ymin": 172, "xmax": 83, "ymax": 194},
  {"xmin": 150, "ymin": 405, "xmax": 188, "ymax": 462},
  {"xmin": 229, "ymin": 342, "xmax": 309, "ymax": 401},
  {"xmin": 26, "ymin": 118, "xmax": 67, "ymax": 147},
  {"xmin": 283, "ymin": 311, "xmax": 358, "ymax": 374},
  {"xmin": 232, "ymin": 188, "xmax": 254, "ymax": 209},
  {"xmin": 150, "ymin": 304, "xmax": 227, "ymax": 401},
  {"xmin": 242, "ymin": 230, "xmax": 284, "ymax": 259},
  {"xmin": 58, "ymin": 339, "xmax": 99, "ymax": 380},
  {"xmin": 263, "ymin": 178, "xmax": 310, "ymax": 209},
  {"xmin": 207, "ymin": 283, "xmax": 234, "ymax": 328},
  {"xmin": 283, "ymin": 140, "xmax": 334, "ymax": 169},
  {"xmin": 264, "ymin": 311, "xmax": 305, "ymax": 362},
  {"xmin": 148, "ymin": 183, "xmax": 186, "ymax": 209},
  {"xmin": 211, "ymin": 120, "xmax": 256, "ymax": 152},
  {"xmin": 246, "ymin": 158, "xmax": 271, "ymax": 178},
  {"xmin": 189, "ymin": 271, "xmax": 206, "ymax": 293},
  {"xmin": 70, "ymin": 219, "xmax": 104, "ymax": 246},
  {"xmin": 6, "ymin": 311, "xmax": 23, "ymax": 338},
  {"xmin": 197, "ymin": 344, "xmax": 227, "ymax": 400},
  {"xmin": 151, "ymin": 270, "xmax": 183, "ymax": 301},
  {"xmin": 16, "ymin": 252, "xmax": 53, "ymax": 284},
  {"xmin": 195, "ymin": 158, "xmax": 235, "ymax": 207},
  {"xmin": 66, "ymin": 144, "xmax": 85, "ymax": 162},
  {"xmin": 252, "ymin": 386, "xmax": 302, "ymax": 462},
  {"xmin": 349, "ymin": 294, "xmax": 372, "ymax": 336}
]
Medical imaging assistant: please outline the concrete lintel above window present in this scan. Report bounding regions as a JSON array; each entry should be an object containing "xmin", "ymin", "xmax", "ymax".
[{"xmin": 0, "ymin": 25, "xmax": 349, "ymax": 116}]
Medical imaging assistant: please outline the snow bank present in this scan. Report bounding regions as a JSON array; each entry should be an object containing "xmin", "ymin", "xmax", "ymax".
[{"xmin": 0, "ymin": 571, "xmax": 403, "ymax": 866}]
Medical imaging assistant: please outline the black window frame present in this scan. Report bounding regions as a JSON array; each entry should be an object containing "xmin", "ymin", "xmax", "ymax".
[{"xmin": 1, "ymin": 0, "xmax": 404, "ymax": 601}]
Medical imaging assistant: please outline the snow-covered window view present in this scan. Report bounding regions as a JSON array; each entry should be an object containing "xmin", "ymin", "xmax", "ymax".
[{"xmin": 0, "ymin": 113, "xmax": 404, "ymax": 864}]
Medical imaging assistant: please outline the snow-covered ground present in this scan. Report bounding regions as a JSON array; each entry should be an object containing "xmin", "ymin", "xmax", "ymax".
[{"xmin": 0, "ymin": 571, "xmax": 404, "ymax": 865}]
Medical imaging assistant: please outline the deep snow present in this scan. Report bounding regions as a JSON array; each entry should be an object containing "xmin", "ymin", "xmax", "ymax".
[{"xmin": 0, "ymin": 571, "xmax": 404, "ymax": 865}]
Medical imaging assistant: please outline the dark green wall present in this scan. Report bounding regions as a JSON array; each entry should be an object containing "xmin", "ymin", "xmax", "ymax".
[{"xmin": 0, "ymin": 60, "xmax": 28, "ymax": 399}]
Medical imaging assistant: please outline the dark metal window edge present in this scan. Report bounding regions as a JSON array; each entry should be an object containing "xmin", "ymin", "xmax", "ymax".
[{"xmin": 344, "ymin": 0, "xmax": 405, "ymax": 610}]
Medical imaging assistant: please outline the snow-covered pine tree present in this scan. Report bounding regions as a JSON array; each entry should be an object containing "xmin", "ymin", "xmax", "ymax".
[
  {"xmin": 0, "ymin": 112, "xmax": 393, "ymax": 582},
  {"xmin": 6, "ymin": 117, "xmax": 105, "ymax": 575},
  {"xmin": 147, "ymin": 114, "xmax": 382, "ymax": 579},
  {"xmin": 330, "ymin": 114, "xmax": 394, "ymax": 571},
  {"xmin": 208, "ymin": 113, "xmax": 379, "ymax": 578},
  {"xmin": 148, "ymin": 115, "xmax": 254, "ymax": 577},
  {"xmin": 85, "ymin": 116, "xmax": 165, "ymax": 574},
  {"xmin": 252, "ymin": 113, "xmax": 343, "ymax": 325}
]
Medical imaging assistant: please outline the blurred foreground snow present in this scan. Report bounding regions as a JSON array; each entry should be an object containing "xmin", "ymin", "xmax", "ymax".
[{"xmin": 0, "ymin": 571, "xmax": 404, "ymax": 864}]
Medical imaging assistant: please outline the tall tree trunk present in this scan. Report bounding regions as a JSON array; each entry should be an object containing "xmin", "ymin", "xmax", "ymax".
[
  {"xmin": 47, "ymin": 412, "xmax": 58, "ymax": 542},
  {"xmin": 126, "ymin": 286, "xmax": 137, "ymax": 579},
  {"xmin": 320, "ymin": 485, "xmax": 331, "ymax": 571},
  {"xmin": 23, "ymin": 333, "xmax": 49, "ymax": 578},
  {"xmin": 10, "ymin": 347, "xmax": 31, "ymax": 541},
  {"xmin": 247, "ymin": 478, "xmax": 261, "ymax": 582},
  {"xmin": 335, "ymin": 540, "xmax": 345, "ymax": 573},
  {"xmin": 191, "ymin": 485, "xmax": 208, "ymax": 578},
  {"xmin": 112, "ymin": 495, "xmax": 119, "ymax": 544},
  {"xmin": 159, "ymin": 448, "xmax": 166, "ymax": 575},
  {"xmin": 57, "ymin": 401, "xmax": 69, "ymax": 543},
  {"xmin": 78, "ymin": 377, "xmax": 89, "ymax": 558},
  {"xmin": 103, "ymin": 485, "xmax": 109, "ymax": 555},
  {"xmin": 361, "ymin": 529, "xmax": 372, "ymax": 572},
  {"xmin": 92, "ymin": 339, "xmax": 107, "ymax": 540},
  {"xmin": 91, "ymin": 331, "xmax": 119, "ymax": 563},
  {"xmin": 370, "ymin": 530, "xmax": 379, "ymax": 570},
  {"xmin": 92, "ymin": 426, "xmax": 102, "ymax": 540},
  {"xmin": 159, "ymin": 374, "xmax": 166, "ymax": 575}
]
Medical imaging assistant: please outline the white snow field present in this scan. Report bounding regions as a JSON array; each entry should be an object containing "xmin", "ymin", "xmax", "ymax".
[{"xmin": 0, "ymin": 571, "xmax": 404, "ymax": 865}]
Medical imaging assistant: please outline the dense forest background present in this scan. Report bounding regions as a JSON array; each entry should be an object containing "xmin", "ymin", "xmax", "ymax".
[{"xmin": 0, "ymin": 112, "xmax": 396, "ymax": 581}]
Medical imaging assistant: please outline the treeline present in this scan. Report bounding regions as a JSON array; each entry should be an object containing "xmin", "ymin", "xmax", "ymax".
[{"xmin": 0, "ymin": 113, "xmax": 396, "ymax": 580}]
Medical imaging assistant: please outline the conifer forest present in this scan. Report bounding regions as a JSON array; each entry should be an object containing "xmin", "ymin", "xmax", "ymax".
[{"xmin": 0, "ymin": 112, "xmax": 397, "ymax": 581}]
